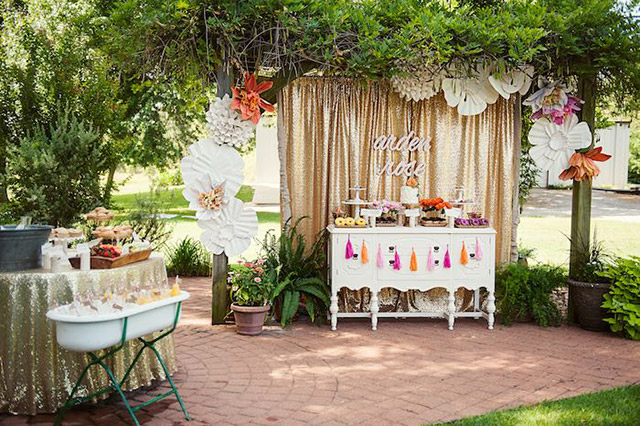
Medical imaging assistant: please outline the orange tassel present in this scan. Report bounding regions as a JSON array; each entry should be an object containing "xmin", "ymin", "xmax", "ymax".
[
  {"xmin": 461, "ymin": 242, "xmax": 469, "ymax": 265},
  {"xmin": 361, "ymin": 240, "xmax": 369, "ymax": 264},
  {"xmin": 410, "ymin": 248, "xmax": 418, "ymax": 271}
]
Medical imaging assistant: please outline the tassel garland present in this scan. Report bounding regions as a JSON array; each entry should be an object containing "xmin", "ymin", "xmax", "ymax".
[
  {"xmin": 361, "ymin": 240, "xmax": 369, "ymax": 264},
  {"xmin": 377, "ymin": 244, "xmax": 384, "ymax": 269},
  {"xmin": 475, "ymin": 237, "xmax": 483, "ymax": 260},
  {"xmin": 427, "ymin": 247, "xmax": 435, "ymax": 272},
  {"xmin": 444, "ymin": 245, "xmax": 451, "ymax": 269},
  {"xmin": 345, "ymin": 236, "xmax": 354, "ymax": 259},
  {"xmin": 410, "ymin": 248, "xmax": 418, "ymax": 271},
  {"xmin": 393, "ymin": 248, "xmax": 402, "ymax": 270},
  {"xmin": 460, "ymin": 242, "xmax": 469, "ymax": 265}
]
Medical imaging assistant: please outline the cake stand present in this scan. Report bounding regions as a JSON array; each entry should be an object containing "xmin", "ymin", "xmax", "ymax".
[{"xmin": 344, "ymin": 186, "xmax": 369, "ymax": 218}]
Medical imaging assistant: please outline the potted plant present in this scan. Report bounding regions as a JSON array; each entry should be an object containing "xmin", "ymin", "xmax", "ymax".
[
  {"xmin": 229, "ymin": 259, "xmax": 274, "ymax": 335},
  {"xmin": 568, "ymin": 234, "xmax": 612, "ymax": 331},
  {"xmin": 418, "ymin": 197, "xmax": 451, "ymax": 226},
  {"xmin": 371, "ymin": 200, "xmax": 402, "ymax": 226}
]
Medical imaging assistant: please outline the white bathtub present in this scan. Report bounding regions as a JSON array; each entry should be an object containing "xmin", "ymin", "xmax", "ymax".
[{"xmin": 47, "ymin": 291, "xmax": 190, "ymax": 352}]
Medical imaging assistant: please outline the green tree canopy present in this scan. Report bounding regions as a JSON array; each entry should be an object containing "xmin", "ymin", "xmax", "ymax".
[{"xmin": 105, "ymin": 0, "xmax": 640, "ymax": 110}]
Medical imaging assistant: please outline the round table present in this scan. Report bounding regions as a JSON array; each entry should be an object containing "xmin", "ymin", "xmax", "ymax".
[{"xmin": 0, "ymin": 255, "xmax": 177, "ymax": 415}]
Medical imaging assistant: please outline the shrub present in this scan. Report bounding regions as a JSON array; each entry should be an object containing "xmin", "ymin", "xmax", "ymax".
[
  {"xmin": 126, "ymin": 194, "xmax": 174, "ymax": 249},
  {"xmin": 600, "ymin": 257, "xmax": 640, "ymax": 340},
  {"xmin": 165, "ymin": 237, "xmax": 212, "ymax": 277},
  {"xmin": 4, "ymin": 110, "xmax": 106, "ymax": 226},
  {"xmin": 259, "ymin": 217, "xmax": 329, "ymax": 326},
  {"xmin": 496, "ymin": 263, "xmax": 567, "ymax": 326}
]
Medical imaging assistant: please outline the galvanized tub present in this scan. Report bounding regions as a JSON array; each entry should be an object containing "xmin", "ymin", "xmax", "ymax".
[{"xmin": 0, "ymin": 225, "xmax": 53, "ymax": 272}]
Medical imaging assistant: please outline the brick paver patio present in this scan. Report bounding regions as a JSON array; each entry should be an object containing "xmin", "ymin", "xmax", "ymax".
[{"xmin": 3, "ymin": 277, "xmax": 640, "ymax": 425}]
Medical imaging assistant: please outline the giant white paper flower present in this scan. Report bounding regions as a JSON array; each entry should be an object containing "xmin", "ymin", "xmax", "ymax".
[
  {"xmin": 206, "ymin": 94, "xmax": 256, "ymax": 147},
  {"xmin": 441, "ymin": 65, "xmax": 499, "ymax": 116},
  {"xmin": 528, "ymin": 114, "xmax": 592, "ymax": 171},
  {"xmin": 182, "ymin": 174, "xmax": 229, "ymax": 221},
  {"xmin": 199, "ymin": 198, "xmax": 258, "ymax": 257},
  {"xmin": 489, "ymin": 65, "xmax": 534, "ymax": 99},
  {"xmin": 181, "ymin": 139, "xmax": 244, "ymax": 197},
  {"xmin": 390, "ymin": 68, "xmax": 443, "ymax": 102}
]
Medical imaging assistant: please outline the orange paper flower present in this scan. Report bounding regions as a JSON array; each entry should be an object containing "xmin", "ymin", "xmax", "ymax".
[
  {"xmin": 559, "ymin": 147, "xmax": 611, "ymax": 182},
  {"xmin": 231, "ymin": 73, "xmax": 275, "ymax": 124}
]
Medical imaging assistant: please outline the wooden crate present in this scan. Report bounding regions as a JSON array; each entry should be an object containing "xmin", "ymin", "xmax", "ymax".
[{"xmin": 69, "ymin": 249, "xmax": 153, "ymax": 270}]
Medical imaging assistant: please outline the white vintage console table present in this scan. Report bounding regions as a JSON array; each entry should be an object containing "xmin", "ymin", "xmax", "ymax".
[{"xmin": 327, "ymin": 225, "xmax": 496, "ymax": 331}]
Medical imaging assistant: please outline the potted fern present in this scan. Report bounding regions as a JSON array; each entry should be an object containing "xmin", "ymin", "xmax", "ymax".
[
  {"xmin": 229, "ymin": 259, "xmax": 274, "ymax": 335},
  {"xmin": 259, "ymin": 218, "xmax": 330, "ymax": 326}
]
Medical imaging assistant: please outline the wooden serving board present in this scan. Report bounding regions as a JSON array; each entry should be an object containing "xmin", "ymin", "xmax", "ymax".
[
  {"xmin": 69, "ymin": 249, "xmax": 153, "ymax": 270},
  {"xmin": 454, "ymin": 224, "xmax": 490, "ymax": 229},
  {"xmin": 375, "ymin": 221, "xmax": 398, "ymax": 227},
  {"xmin": 334, "ymin": 225, "xmax": 368, "ymax": 229}
]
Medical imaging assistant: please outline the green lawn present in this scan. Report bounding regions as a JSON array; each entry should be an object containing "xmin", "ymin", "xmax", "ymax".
[
  {"xmin": 440, "ymin": 385, "xmax": 640, "ymax": 426},
  {"xmin": 518, "ymin": 216, "xmax": 640, "ymax": 265},
  {"xmin": 110, "ymin": 185, "xmax": 255, "ymax": 214}
]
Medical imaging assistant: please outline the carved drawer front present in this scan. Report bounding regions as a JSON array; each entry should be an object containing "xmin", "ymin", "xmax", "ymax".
[
  {"xmin": 332, "ymin": 234, "xmax": 375, "ymax": 287},
  {"xmin": 376, "ymin": 234, "xmax": 452, "ymax": 282},
  {"xmin": 452, "ymin": 234, "xmax": 492, "ymax": 280}
]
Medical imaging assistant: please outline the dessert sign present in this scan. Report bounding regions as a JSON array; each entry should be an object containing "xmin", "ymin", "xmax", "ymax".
[{"xmin": 373, "ymin": 131, "xmax": 431, "ymax": 176}]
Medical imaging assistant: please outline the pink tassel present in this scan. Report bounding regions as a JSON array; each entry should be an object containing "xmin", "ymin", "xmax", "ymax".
[
  {"xmin": 475, "ymin": 237, "xmax": 483, "ymax": 261},
  {"xmin": 377, "ymin": 244, "xmax": 384, "ymax": 269},
  {"xmin": 444, "ymin": 245, "xmax": 451, "ymax": 269},
  {"xmin": 345, "ymin": 236, "xmax": 353, "ymax": 259},
  {"xmin": 393, "ymin": 248, "xmax": 402, "ymax": 270},
  {"xmin": 427, "ymin": 247, "xmax": 435, "ymax": 272}
]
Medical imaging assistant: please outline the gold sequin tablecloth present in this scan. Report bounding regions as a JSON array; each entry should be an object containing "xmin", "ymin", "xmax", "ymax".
[{"xmin": 0, "ymin": 256, "xmax": 177, "ymax": 415}]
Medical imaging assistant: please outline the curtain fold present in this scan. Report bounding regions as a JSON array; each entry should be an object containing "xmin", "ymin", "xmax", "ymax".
[{"xmin": 278, "ymin": 77, "xmax": 517, "ymax": 312}]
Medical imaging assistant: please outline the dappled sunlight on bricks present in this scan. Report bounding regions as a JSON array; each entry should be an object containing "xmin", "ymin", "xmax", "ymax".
[{"xmin": 3, "ymin": 276, "xmax": 639, "ymax": 425}]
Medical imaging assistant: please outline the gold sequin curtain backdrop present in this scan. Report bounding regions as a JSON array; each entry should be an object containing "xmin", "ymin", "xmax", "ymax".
[{"xmin": 278, "ymin": 77, "xmax": 517, "ymax": 265}]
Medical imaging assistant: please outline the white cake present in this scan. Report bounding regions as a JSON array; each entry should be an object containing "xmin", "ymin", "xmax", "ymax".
[{"xmin": 400, "ymin": 186, "xmax": 419, "ymax": 204}]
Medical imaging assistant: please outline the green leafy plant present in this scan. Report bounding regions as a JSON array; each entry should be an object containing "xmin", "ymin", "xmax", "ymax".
[
  {"xmin": 259, "ymin": 217, "xmax": 329, "ymax": 326},
  {"xmin": 4, "ymin": 109, "xmax": 105, "ymax": 226},
  {"xmin": 164, "ymin": 237, "xmax": 212, "ymax": 277},
  {"xmin": 496, "ymin": 263, "xmax": 567, "ymax": 326},
  {"xmin": 230, "ymin": 260, "xmax": 274, "ymax": 307},
  {"xmin": 600, "ymin": 257, "xmax": 640, "ymax": 340},
  {"xmin": 126, "ymin": 193, "xmax": 174, "ymax": 249},
  {"xmin": 568, "ymin": 232, "xmax": 612, "ymax": 283}
]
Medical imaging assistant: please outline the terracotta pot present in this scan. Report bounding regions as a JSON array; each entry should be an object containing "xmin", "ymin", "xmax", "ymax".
[
  {"xmin": 568, "ymin": 278, "xmax": 610, "ymax": 331},
  {"xmin": 231, "ymin": 304, "xmax": 270, "ymax": 335}
]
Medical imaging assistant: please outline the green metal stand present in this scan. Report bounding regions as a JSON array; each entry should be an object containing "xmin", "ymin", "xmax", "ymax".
[{"xmin": 54, "ymin": 302, "xmax": 189, "ymax": 425}]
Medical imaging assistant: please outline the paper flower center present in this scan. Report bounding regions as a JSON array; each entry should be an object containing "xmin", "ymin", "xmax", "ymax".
[
  {"xmin": 198, "ymin": 183, "xmax": 225, "ymax": 210},
  {"xmin": 549, "ymin": 130, "xmax": 569, "ymax": 151}
]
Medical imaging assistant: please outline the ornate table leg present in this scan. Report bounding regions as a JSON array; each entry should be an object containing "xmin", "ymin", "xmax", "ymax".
[
  {"xmin": 371, "ymin": 292, "xmax": 379, "ymax": 331},
  {"xmin": 473, "ymin": 288, "xmax": 480, "ymax": 319},
  {"xmin": 487, "ymin": 291, "xmax": 496, "ymax": 330},
  {"xmin": 330, "ymin": 293, "xmax": 339, "ymax": 331},
  {"xmin": 448, "ymin": 291, "xmax": 455, "ymax": 331}
]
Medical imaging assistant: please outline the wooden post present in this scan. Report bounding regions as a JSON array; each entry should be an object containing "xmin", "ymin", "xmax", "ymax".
[
  {"xmin": 211, "ymin": 253, "xmax": 229, "ymax": 324},
  {"xmin": 568, "ymin": 75, "xmax": 596, "ymax": 321},
  {"xmin": 211, "ymin": 45, "xmax": 234, "ymax": 324}
]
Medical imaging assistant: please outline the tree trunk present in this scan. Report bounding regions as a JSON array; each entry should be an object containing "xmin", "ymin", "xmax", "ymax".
[
  {"xmin": 568, "ymin": 75, "xmax": 597, "ymax": 321},
  {"xmin": 211, "ymin": 49, "xmax": 233, "ymax": 324},
  {"xmin": 102, "ymin": 162, "xmax": 118, "ymax": 206}
]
